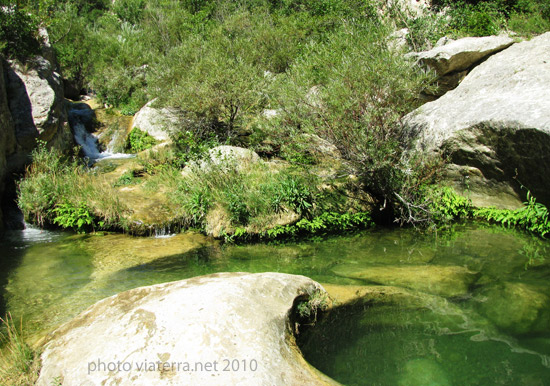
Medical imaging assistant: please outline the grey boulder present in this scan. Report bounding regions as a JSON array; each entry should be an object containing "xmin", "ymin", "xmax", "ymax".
[{"xmin": 403, "ymin": 32, "xmax": 550, "ymax": 208}]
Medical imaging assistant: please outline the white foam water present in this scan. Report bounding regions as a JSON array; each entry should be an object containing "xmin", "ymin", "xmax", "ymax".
[{"xmin": 73, "ymin": 122, "xmax": 133, "ymax": 163}]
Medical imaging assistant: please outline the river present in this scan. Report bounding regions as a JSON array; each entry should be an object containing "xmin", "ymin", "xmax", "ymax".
[{"xmin": 1, "ymin": 222, "xmax": 549, "ymax": 385}]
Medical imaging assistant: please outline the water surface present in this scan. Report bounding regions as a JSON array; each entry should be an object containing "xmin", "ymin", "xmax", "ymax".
[{"xmin": 1, "ymin": 223, "xmax": 549, "ymax": 385}]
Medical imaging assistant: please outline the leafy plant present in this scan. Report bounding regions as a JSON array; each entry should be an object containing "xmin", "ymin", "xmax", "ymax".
[
  {"xmin": 273, "ymin": 176, "xmax": 314, "ymax": 216},
  {"xmin": 53, "ymin": 201, "xmax": 98, "ymax": 232},
  {"xmin": 126, "ymin": 127, "xmax": 157, "ymax": 153},
  {"xmin": 0, "ymin": 3, "xmax": 42, "ymax": 59},
  {"xmin": 474, "ymin": 190, "xmax": 550, "ymax": 237},
  {"xmin": 113, "ymin": 170, "xmax": 139, "ymax": 187}
]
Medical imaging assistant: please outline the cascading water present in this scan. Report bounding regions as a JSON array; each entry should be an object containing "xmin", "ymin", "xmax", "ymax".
[{"xmin": 69, "ymin": 104, "xmax": 134, "ymax": 163}]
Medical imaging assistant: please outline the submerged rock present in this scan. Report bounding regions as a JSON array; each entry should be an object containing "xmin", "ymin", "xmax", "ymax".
[
  {"xmin": 403, "ymin": 32, "xmax": 550, "ymax": 208},
  {"xmin": 37, "ymin": 272, "xmax": 338, "ymax": 386},
  {"xmin": 398, "ymin": 358, "xmax": 451, "ymax": 386},
  {"xmin": 473, "ymin": 281, "xmax": 550, "ymax": 335},
  {"xmin": 331, "ymin": 264, "xmax": 478, "ymax": 298}
]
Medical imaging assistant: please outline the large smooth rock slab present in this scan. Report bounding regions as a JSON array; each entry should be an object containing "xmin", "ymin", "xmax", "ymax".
[
  {"xmin": 36, "ymin": 272, "xmax": 338, "ymax": 386},
  {"xmin": 403, "ymin": 32, "xmax": 550, "ymax": 208},
  {"xmin": 332, "ymin": 264, "xmax": 478, "ymax": 298},
  {"xmin": 131, "ymin": 99, "xmax": 185, "ymax": 142}
]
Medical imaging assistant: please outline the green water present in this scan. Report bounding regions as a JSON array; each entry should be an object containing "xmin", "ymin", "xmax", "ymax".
[{"xmin": 1, "ymin": 223, "xmax": 550, "ymax": 385}]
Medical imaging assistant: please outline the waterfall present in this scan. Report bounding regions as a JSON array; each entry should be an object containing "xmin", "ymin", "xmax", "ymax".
[{"xmin": 69, "ymin": 106, "xmax": 134, "ymax": 163}]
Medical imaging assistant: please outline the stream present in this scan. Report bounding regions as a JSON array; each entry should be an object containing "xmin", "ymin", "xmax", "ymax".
[{"xmin": 0, "ymin": 223, "xmax": 549, "ymax": 385}]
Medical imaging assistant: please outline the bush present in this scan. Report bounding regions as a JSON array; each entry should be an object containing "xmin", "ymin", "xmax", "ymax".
[
  {"xmin": 0, "ymin": 4, "xmax": 42, "ymax": 59},
  {"xmin": 268, "ymin": 20, "xmax": 436, "ymax": 223},
  {"xmin": 125, "ymin": 127, "xmax": 157, "ymax": 153}
]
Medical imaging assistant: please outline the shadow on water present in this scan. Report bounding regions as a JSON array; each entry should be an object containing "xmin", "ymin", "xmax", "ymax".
[
  {"xmin": 0, "ymin": 192, "xmax": 29, "ymax": 317},
  {"xmin": 299, "ymin": 293, "xmax": 550, "ymax": 386}
]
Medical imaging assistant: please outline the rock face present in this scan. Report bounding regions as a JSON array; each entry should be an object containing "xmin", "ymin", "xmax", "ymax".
[
  {"xmin": 409, "ymin": 35, "xmax": 514, "ymax": 77},
  {"xmin": 403, "ymin": 32, "xmax": 550, "ymax": 208},
  {"xmin": 5, "ymin": 56, "xmax": 73, "ymax": 172},
  {"xmin": 131, "ymin": 99, "xmax": 185, "ymax": 142},
  {"xmin": 332, "ymin": 264, "xmax": 478, "ymax": 298},
  {"xmin": 37, "ymin": 272, "xmax": 338, "ymax": 386},
  {"xmin": 407, "ymin": 35, "xmax": 514, "ymax": 97},
  {"xmin": 0, "ymin": 59, "xmax": 16, "ymax": 232}
]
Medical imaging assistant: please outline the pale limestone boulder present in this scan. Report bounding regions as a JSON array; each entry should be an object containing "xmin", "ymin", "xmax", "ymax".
[
  {"xmin": 6, "ymin": 56, "xmax": 72, "ymax": 171},
  {"xmin": 408, "ymin": 35, "xmax": 514, "ymax": 76},
  {"xmin": 403, "ymin": 32, "xmax": 550, "ymax": 208},
  {"xmin": 331, "ymin": 264, "xmax": 478, "ymax": 298},
  {"xmin": 131, "ymin": 99, "xmax": 185, "ymax": 142},
  {"xmin": 407, "ymin": 35, "xmax": 514, "ymax": 96},
  {"xmin": 207, "ymin": 145, "xmax": 260, "ymax": 166},
  {"xmin": 37, "ymin": 272, "xmax": 338, "ymax": 386}
]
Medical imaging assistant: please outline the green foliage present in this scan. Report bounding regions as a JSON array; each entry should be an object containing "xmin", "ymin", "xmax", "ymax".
[
  {"xmin": 474, "ymin": 191, "xmax": 550, "ymax": 237},
  {"xmin": 227, "ymin": 211, "xmax": 373, "ymax": 242},
  {"xmin": 17, "ymin": 142, "xmax": 128, "ymax": 231},
  {"xmin": 113, "ymin": 170, "xmax": 139, "ymax": 187},
  {"xmin": 52, "ymin": 201, "xmax": 98, "ymax": 232},
  {"xmin": 273, "ymin": 176, "xmax": 313, "ymax": 215},
  {"xmin": 427, "ymin": 186, "xmax": 473, "ymax": 224},
  {"xmin": 268, "ymin": 20, "xmax": 436, "ymax": 222},
  {"xmin": 295, "ymin": 288, "xmax": 329, "ymax": 324},
  {"xmin": 0, "ymin": 3, "xmax": 42, "ymax": 59},
  {"xmin": 125, "ymin": 127, "xmax": 157, "ymax": 153},
  {"xmin": 182, "ymin": 189, "xmax": 211, "ymax": 226},
  {"xmin": 112, "ymin": 0, "xmax": 146, "ymax": 24}
]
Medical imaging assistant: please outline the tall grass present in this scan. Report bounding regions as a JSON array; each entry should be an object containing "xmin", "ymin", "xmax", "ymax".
[
  {"xmin": 0, "ymin": 314, "xmax": 40, "ymax": 386},
  {"xmin": 18, "ymin": 143, "xmax": 129, "ymax": 232}
]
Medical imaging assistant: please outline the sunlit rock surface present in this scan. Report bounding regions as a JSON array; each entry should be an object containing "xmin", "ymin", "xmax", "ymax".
[
  {"xmin": 36, "ymin": 272, "xmax": 339, "ymax": 386},
  {"xmin": 404, "ymin": 32, "xmax": 550, "ymax": 208}
]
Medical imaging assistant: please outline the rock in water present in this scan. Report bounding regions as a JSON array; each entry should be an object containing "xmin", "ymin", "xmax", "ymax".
[
  {"xmin": 403, "ymin": 32, "xmax": 550, "ymax": 208},
  {"xmin": 473, "ymin": 281, "xmax": 550, "ymax": 335},
  {"xmin": 36, "ymin": 272, "xmax": 339, "ymax": 386},
  {"xmin": 331, "ymin": 264, "xmax": 478, "ymax": 298},
  {"xmin": 398, "ymin": 358, "xmax": 450, "ymax": 386}
]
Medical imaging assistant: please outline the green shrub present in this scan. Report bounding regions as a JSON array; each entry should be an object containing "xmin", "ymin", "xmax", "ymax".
[
  {"xmin": 17, "ymin": 143, "xmax": 128, "ymax": 230},
  {"xmin": 0, "ymin": 4, "xmax": 42, "ymax": 59},
  {"xmin": 268, "ymin": 20, "xmax": 436, "ymax": 223},
  {"xmin": 125, "ymin": 127, "xmax": 157, "ymax": 153},
  {"xmin": 53, "ymin": 201, "xmax": 97, "ymax": 232}
]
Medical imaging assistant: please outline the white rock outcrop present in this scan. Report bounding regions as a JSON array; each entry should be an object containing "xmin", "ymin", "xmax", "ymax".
[
  {"xmin": 37, "ymin": 272, "xmax": 338, "ymax": 386},
  {"xmin": 403, "ymin": 32, "xmax": 550, "ymax": 208},
  {"xmin": 6, "ymin": 56, "xmax": 73, "ymax": 170}
]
